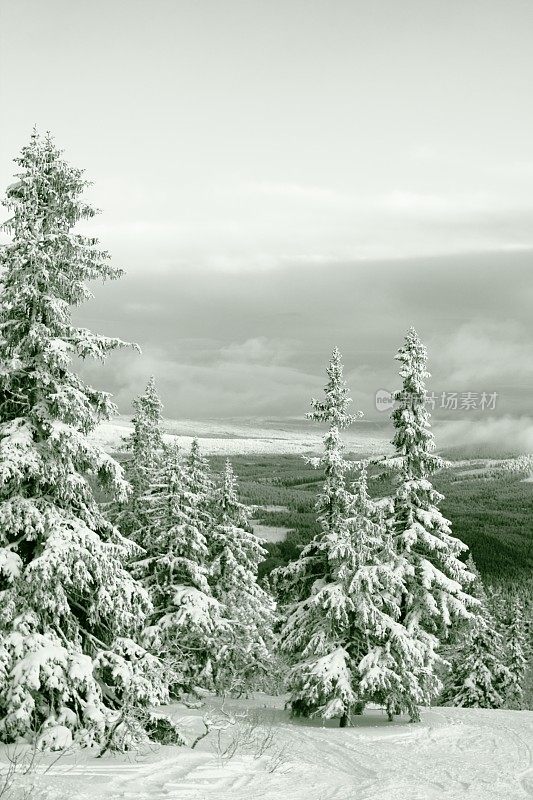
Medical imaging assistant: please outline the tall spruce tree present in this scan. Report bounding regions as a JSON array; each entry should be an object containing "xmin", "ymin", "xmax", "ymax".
[
  {"xmin": 139, "ymin": 442, "xmax": 224, "ymax": 694},
  {"xmin": 113, "ymin": 376, "xmax": 164, "ymax": 544},
  {"xmin": 389, "ymin": 328, "xmax": 475, "ymax": 719},
  {"xmin": 442, "ymin": 556, "xmax": 512, "ymax": 708},
  {"xmin": 273, "ymin": 348, "xmax": 366, "ymax": 724},
  {"xmin": 210, "ymin": 459, "xmax": 276, "ymax": 693},
  {"xmin": 0, "ymin": 132, "xmax": 171, "ymax": 747}
]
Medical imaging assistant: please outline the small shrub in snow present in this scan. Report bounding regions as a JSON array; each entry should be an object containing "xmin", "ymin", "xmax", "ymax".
[{"xmin": 36, "ymin": 726, "xmax": 73, "ymax": 753}]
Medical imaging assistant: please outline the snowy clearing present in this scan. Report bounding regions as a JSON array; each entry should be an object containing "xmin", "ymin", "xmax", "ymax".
[
  {"xmin": 4, "ymin": 695, "xmax": 532, "ymax": 800},
  {"xmin": 252, "ymin": 523, "xmax": 292, "ymax": 542}
]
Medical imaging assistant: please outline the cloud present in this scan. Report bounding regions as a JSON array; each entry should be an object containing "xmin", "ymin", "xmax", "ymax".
[
  {"xmin": 242, "ymin": 182, "xmax": 343, "ymax": 204},
  {"xmin": 434, "ymin": 320, "xmax": 533, "ymax": 386},
  {"xmin": 74, "ymin": 250, "xmax": 533, "ymax": 421},
  {"xmin": 123, "ymin": 301, "xmax": 163, "ymax": 315},
  {"xmin": 435, "ymin": 416, "xmax": 533, "ymax": 455},
  {"xmin": 409, "ymin": 144, "xmax": 439, "ymax": 161},
  {"xmin": 219, "ymin": 337, "xmax": 295, "ymax": 365},
  {"xmin": 73, "ymin": 170, "xmax": 533, "ymax": 273},
  {"xmin": 379, "ymin": 190, "xmax": 502, "ymax": 219},
  {"xmin": 81, "ymin": 344, "xmax": 318, "ymax": 420}
]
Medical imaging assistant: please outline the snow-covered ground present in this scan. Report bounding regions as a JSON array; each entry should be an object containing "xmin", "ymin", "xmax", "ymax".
[
  {"xmin": 90, "ymin": 417, "xmax": 392, "ymax": 457},
  {"xmin": 252, "ymin": 523, "xmax": 292, "ymax": 542},
  {"xmin": 4, "ymin": 695, "xmax": 532, "ymax": 800}
]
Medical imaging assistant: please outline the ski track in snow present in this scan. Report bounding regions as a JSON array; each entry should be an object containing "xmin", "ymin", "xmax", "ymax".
[{"xmin": 8, "ymin": 698, "xmax": 533, "ymax": 800}]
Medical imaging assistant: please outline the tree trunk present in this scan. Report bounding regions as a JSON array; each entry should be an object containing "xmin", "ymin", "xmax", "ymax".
[{"xmin": 339, "ymin": 712, "xmax": 349, "ymax": 728}]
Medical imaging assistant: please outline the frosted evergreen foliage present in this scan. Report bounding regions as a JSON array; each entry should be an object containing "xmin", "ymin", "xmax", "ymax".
[
  {"xmin": 487, "ymin": 586, "xmax": 530, "ymax": 708},
  {"xmin": 506, "ymin": 598, "xmax": 528, "ymax": 708},
  {"xmin": 113, "ymin": 377, "xmax": 164, "ymax": 544},
  {"xmin": 488, "ymin": 589, "xmax": 528, "ymax": 709},
  {"xmin": 210, "ymin": 460, "xmax": 276, "ymax": 693},
  {"xmin": 390, "ymin": 328, "xmax": 475, "ymax": 716},
  {"xmin": 138, "ymin": 442, "xmax": 224, "ymax": 694},
  {"xmin": 347, "ymin": 465, "xmax": 429, "ymax": 722},
  {"xmin": 185, "ymin": 438, "xmax": 216, "ymax": 537},
  {"xmin": 442, "ymin": 558, "xmax": 512, "ymax": 708},
  {"xmin": 0, "ymin": 132, "xmax": 169, "ymax": 747},
  {"xmin": 444, "ymin": 619, "xmax": 512, "ymax": 708},
  {"xmin": 127, "ymin": 376, "xmax": 164, "ymax": 465},
  {"xmin": 273, "ymin": 349, "xmax": 369, "ymax": 722}
]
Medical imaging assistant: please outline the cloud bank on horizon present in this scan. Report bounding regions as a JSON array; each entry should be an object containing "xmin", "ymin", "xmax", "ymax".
[{"xmin": 74, "ymin": 254, "xmax": 533, "ymax": 454}]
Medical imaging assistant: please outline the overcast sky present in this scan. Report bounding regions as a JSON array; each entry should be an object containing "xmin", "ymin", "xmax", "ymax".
[{"xmin": 1, "ymin": 1, "xmax": 533, "ymax": 449}]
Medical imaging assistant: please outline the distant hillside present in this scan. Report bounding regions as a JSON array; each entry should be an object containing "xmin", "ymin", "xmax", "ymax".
[{"xmin": 90, "ymin": 415, "xmax": 392, "ymax": 457}]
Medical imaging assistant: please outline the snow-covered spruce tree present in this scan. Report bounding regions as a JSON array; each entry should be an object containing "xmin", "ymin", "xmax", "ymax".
[
  {"xmin": 389, "ymin": 328, "xmax": 476, "ymax": 720},
  {"xmin": 441, "ymin": 556, "xmax": 512, "ymax": 708},
  {"xmin": 272, "ymin": 348, "xmax": 365, "ymax": 725},
  {"xmin": 111, "ymin": 376, "xmax": 164, "ymax": 544},
  {"xmin": 210, "ymin": 459, "xmax": 276, "ymax": 694},
  {"xmin": 487, "ymin": 588, "xmax": 528, "ymax": 709},
  {"xmin": 505, "ymin": 598, "xmax": 528, "ymax": 708},
  {"xmin": 0, "ymin": 132, "xmax": 177, "ymax": 748},
  {"xmin": 184, "ymin": 438, "xmax": 215, "ymax": 538},
  {"xmin": 138, "ymin": 441, "xmax": 225, "ymax": 695},
  {"xmin": 348, "ymin": 464, "xmax": 432, "ymax": 723}
]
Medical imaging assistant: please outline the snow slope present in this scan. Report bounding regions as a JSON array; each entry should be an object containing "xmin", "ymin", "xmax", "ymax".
[{"xmin": 4, "ymin": 695, "xmax": 532, "ymax": 800}]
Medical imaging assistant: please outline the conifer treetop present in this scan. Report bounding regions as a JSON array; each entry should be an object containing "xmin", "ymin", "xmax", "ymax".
[
  {"xmin": 394, "ymin": 327, "xmax": 430, "ymax": 391},
  {"xmin": 307, "ymin": 347, "xmax": 362, "ymax": 430},
  {"xmin": 0, "ymin": 129, "xmax": 135, "ymax": 520},
  {"xmin": 307, "ymin": 348, "xmax": 363, "ymax": 532},
  {"xmin": 217, "ymin": 458, "xmax": 249, "ymax": 527},
  {"xmin": 125, "ymin": 376, "xmax": 164, "ymax": 458},
  {"xmin": 136, "ymin": 376, "xmax": 163, "ymax": 421},
  {"xmin": 112, "ymin": 375, "xmax": 165, "ymax": 545},
  {"xmin": 2, "ymin": 130, "xmax": 130, "ymax": 357},
  {"xmin": 186, "ymin": 438, "xmax": 213, "ymax": 487},
  {"xmin": 392, "ymin": 327, "xmax": 441, "ymax": 479}
]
